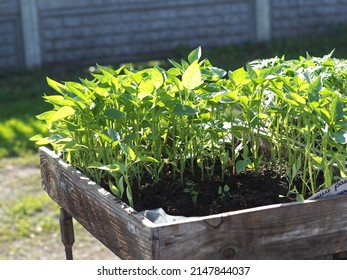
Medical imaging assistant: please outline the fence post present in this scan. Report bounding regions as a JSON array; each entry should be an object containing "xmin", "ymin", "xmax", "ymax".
[
  {"xmin": 255, "ymin": 0, "xmax": 271, "ymax": 41},
  {"xmin": 20, "ymin": 0, "xmax": 42, "ymax": 68}
]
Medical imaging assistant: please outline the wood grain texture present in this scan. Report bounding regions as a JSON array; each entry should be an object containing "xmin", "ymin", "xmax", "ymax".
[
  {"xmin": 39, "ymin": 147, "xmax": 347, "ymax": 259},
  {"xmin": 156, "ymin": 197, "xmax": 347, "ymax": 259},
  {"xmin": 39, "ymin": 147, "xmax": 158, "ymax": 260}
]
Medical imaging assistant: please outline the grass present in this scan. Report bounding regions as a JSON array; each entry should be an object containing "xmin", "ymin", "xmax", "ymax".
[{"xmin": 0, "ymin": 156, "xmax": 117, "ymax": 259}]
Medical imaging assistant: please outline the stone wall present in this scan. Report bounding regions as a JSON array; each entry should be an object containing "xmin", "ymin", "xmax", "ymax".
[
  {"xmin": 271, "ymin": 0, "xmax": 347, "ymax": 37},
  {"xmin": 37, "ymin": 0, "xmax": 254, "ymax": 66},
  {"xmin": 1, "ymin": 0, "xmax": 347, "ymax": 70},
  {"xmin": 0, "ymin": 0, "xmax": 23, "ymax": 69}
]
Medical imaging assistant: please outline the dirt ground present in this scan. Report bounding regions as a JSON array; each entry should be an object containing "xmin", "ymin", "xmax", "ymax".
[{"xmin": 0, "ymin": 156, "xmax": 119, "ymax": 260}]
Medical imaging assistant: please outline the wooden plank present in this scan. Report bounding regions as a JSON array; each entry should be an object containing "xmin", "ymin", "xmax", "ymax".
[
  {"xmin": 39, "ymin": 147, "xmax": 158, "ymax": 260},
  {"xmin": 156, "ymin": 196, "xmax": 347, "ymax": 259}
]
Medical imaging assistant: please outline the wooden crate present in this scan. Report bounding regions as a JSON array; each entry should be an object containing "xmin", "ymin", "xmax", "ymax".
[{"xmin": 39, "ymin": 147, "xmax": 347, "ymax": 259}]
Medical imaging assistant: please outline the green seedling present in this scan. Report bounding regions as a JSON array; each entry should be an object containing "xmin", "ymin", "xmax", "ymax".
[{"xmin": 32, "ymin": 49, "xmax": 347, "ymax": 206}]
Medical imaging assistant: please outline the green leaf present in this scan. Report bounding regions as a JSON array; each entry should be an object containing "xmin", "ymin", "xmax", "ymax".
[
  {"xmin": 220, "ymin": 90, "xmax": 238, "ymax": 103},
  {"xmin": 167, "ymin": 67, "xmax": 181, "ymax": 76},
  {"xmin": 331, "ymin": 130, "xmax": 347, "ymax": 144},
  {"xmin": 46, "ymin": 77, "xmax": 65, "ymax": 94},
  {"xmin": 314, "ymin": 108, "xmax": 331, "ymax": 123},
  {"xmin": 149, "ymin": 68, "xmax": 164, "ymax": 89},
  {"xmin": 246, "ymin": 64, "xmax": 258, "ymax": 79},
  {"xmin": 331, "ymin": 97, "xmax": 343, "ymax": 121},
  {"xmin": 130, "ymin": 72, "xmax": 143, "ymax": 85},
  {"xmin": 50, "ymin": 106, "xmax": 75, "ymax": 122},
  {"xmin": 109, "ymin": 181, "xmax": 121, "ymax": 198},
  {"xmin": 202, "ymin": 67, "xmax": 227, "ymax": 81},
  {"xmin": 118, "ymin": 176, "xmax": 124, "ymax": 197},
  {"xmin": 30, "ymin": 135, "xmax": 52, "ymax": 145},
  {"xmin": 138, "ymin": 79, "xmax": 154, "ymax": 98},
  {"xmin": 95, "ymin": 131, "xmax": 113, "ymax": 143},
  {"xmin": 43, "ymin": 95, "xmax": 75, "ymax": 106},
  {"xmin": 104, "ymin": 109, "xmax": 126, "ymax": 119},
  {"xmin": 168, "ymin": 59, "xmax": 183, "ymax": 72},
  {"xmin": 29, "ymin": 134, "xmax": 44, "ymax": 142},
  {"xmin": 312, "ymin": 156, "xmax": 323, "ymax": 165},
  {"xmin": 97, "ymin": 64, "xmax": 116, "ymax": 76},
  {"xmin": 257, "ymin": 113, "xmax": 269, "ymax": 119},
  {"xmin": 308, "ymin": 77, "xmax": 322, "ymax": 103},
  {"xmin": 296, "ymin": 194, "xmax": 305, "ymax": 202},
  {"xmin": 182, "ymin": 61, "xmax": 202, "ymax": 90},
  {"xmin": 188, "ymin": 46, "xmax": 202, "ymax": 64},
  {"xmin": 63, "ymin": 140, "xmax": 82, "ymax": 150},
  {"xmin": 119, "ymin": 143, "xmax": 136, "ymax": 161},
  {"xmin": 107, "ymin": 128, "xmax": 120, "ymax": 141},
  {"xmin": 65, "ymin": 82, "xmax": 89, "ymax": 103},
  {"xmin": 126, "ymin": 185, "xmax": 134, "ymax": 208},
  {"xmin": 36, "ymin": 110, "xmax": 55, "ymax": 121},
  {"xmin": 229, "ymin": 67, "xmax": 247, "ymax": 84},
  {"xmin": 138, "ymin": 156, "xmax": 159, "ymax": 163},
  {"xmin": 236, "ymin": 159, "xmax": 250, "ymax": 173},
  {"xmin": 87, "ymin": 162, "xmax": 103, "ymax": 168},
  {"xmin": 289, "ymin": 92, "xmax": 306, "ymax": 105},
  {"xmin": 322, "ymin": 59, "xmax": 335, "ymax": 67},
  {"xmin": 172, "ymin": 104, "xmax": 198, "ymax": 116},
  {"xmin": 97, "ymin": 163, "xmax": 126, "ymax": 174}
]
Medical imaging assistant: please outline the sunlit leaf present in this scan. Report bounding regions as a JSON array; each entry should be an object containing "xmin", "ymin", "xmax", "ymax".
[
  {"xmin": 220, "ymin": 90, "xmax": 238, "ymax": 103},
  {"xmin": 229, "ymin": 67, "xmax": 247, "ymax": 84},
  {"xmin": 119, "ymin": 143, "xmax": 136, "ymax": 161},
  {"xmin": 43, "ymin": 95, "xmax": 75, "ymax": 106},
  {"xmin": 46, "ymin": 77, "xmax": 65, "ymax": 94},
  {"xmin": 149, "ymin": 68, "xmax": 164, "ymax": 89},
  {"xmin": 36, "ymin": 111, "xmax": 55, "ymax": 121},
  {"xmin": 188, "ymin": 46, "xmax": 202, "ymax": 64},
  {"xmin": 182, "ymin": 61, "xmax": 202, "ymax": 90},
  {"xmin": 138, "ymin": 156, "xmax": 159, "ymax": 163},
  {"xmin": 138, "ymin": 79, "xmax": 154, "ymax": 98},
  {"xmin": 322, "ymin": 59, "xmax": 335, "ymax": 67},
  {"xmin": 289, "ymin": 92, "xmax": 306, "ymax": 105}
]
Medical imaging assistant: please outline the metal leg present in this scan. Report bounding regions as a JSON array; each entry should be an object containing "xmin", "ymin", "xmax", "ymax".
[{"xmin": 59, "ymin": 208, "xmax": 75, "ymax": 260}]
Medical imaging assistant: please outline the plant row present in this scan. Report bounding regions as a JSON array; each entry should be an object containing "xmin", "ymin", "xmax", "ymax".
[{"xmin": 31, "ymin": 48, "xmax": 347, "ymax": 206}]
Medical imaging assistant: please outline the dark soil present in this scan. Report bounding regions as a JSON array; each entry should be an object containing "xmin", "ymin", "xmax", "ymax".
[{"xmin": 129, "ymin": 166, "xmax": 298, "ymax": 217}]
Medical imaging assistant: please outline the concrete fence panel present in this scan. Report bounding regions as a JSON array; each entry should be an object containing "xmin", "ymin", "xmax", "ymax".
[{"xmin": 1, "ymin": 0, "xmax": 347, "ymax": 70}]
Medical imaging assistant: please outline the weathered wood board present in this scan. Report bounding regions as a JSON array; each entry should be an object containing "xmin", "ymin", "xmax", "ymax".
[
  {"xmin": 39, "ymin": 147, "xmax": 158, "ymax": 259},
  {"xmin": 39, "ymin": 147, "xmax": 347, "ymax": 259}
]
